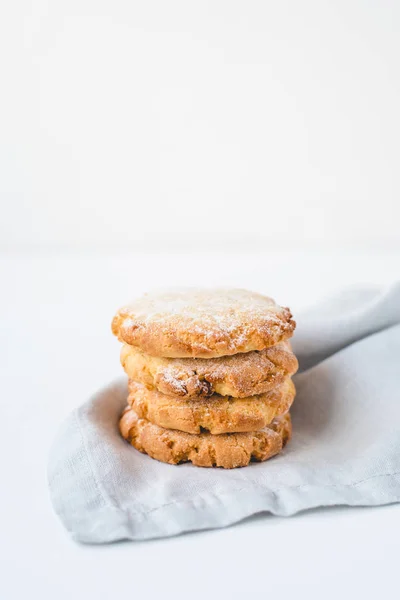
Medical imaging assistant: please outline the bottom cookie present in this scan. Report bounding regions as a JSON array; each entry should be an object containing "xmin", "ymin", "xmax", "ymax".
[{"xmin": 119, "ymin": 407, "xmax": 292, "ymax": 469}]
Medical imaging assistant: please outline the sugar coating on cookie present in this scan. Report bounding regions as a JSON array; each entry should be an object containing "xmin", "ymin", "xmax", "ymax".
[
  {"xmin": 128, "ymin": 378, "xmax": 295, "ymax": 434},
  {"xmin": 112, "ymin": 288, "xmax": 296, "ymax": 358},
  {"xmin": 119, "ymin": 407, "xmax": 292, "ymax": 469},
  {"xmin": 120, "ymin": 341, "xmax": 298, "ymax": 398}
]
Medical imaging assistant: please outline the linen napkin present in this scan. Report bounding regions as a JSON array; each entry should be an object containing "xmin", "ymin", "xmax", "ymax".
[{"xmin": 48, "ymin": 282, "xmax": 400, "ymax": 543}]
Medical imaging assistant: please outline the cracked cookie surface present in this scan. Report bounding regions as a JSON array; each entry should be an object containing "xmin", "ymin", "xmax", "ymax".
[
  {"xmin": 119, "ymin": 407, "xmax": 292, "ymax": 468},
  {"xmin": 112, "ymin": 288, "xmax": 295, "ymax": 358},
  {"xmin": 128, "ymin": 378, "xmax": 295, "ymax": 434},
  {"xmin": 121, "ymin": 341, "xmax": 298, "ymax": 399}
]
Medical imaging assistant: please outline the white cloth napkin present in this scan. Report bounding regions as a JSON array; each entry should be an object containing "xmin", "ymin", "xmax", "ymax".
[{"xmin": 48, "ymin": 283, "xmax": 400, "ymax": 543}]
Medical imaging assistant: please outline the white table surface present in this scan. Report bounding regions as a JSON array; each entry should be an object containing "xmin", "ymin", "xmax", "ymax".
[{"xmin": 1, "ymin": 249, "xmax": 400, "ymax": 600}]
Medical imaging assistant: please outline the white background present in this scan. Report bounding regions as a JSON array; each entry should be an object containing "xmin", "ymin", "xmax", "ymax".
[
  {"xmin": 1, "ymin": 2, "xmax": 400, "ymax": 600},
  {"xmin": 1, "ymin": 0, "xmax": 399, "ymax": 252}
]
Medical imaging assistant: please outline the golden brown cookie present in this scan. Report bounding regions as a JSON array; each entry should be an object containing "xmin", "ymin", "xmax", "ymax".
[
  {"xmin": 128, "ymin": 378, "xmax": 295, "ymax": 434},
  {"xmin": 120, "ymin": 341, "xmax": 298, "ymax": 399},
  {"xmin": 112, "ymin": 288, "xmax": 295, "ymax": 358},
  {"xmin": 119, "ymin": 407, "xmax": 292, "ymax": 469}
]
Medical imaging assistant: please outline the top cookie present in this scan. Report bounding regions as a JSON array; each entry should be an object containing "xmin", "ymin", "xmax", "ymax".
[{"xmin": 112, "ymin": 288, "xmax": 295, "ymax": 358}]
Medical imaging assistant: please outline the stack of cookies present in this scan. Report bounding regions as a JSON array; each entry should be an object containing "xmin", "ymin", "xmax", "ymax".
[{"xmin": 112, "ymin": 288, "xmax": 298, "ymax": 469}]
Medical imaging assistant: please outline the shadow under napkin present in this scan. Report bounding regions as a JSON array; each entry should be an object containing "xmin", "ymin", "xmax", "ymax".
[{"xmin": 48, "ymin": 284, "xmax": 400, "ymax": 543}]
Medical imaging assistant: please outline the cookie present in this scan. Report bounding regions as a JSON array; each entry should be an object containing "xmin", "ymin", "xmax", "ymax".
[
  {"xmin": 112, "ymin": 288, "xmax": 295, "ymax": 358},
  {"xmin": 120, "ymin": 341, "xmax": 298, "ymax": 399},
  {"xmin": 119, "ymin": 407, "xmax": 292, "ymax": 469},
  {"xmin": 128, "ymin": 378, "xmax": 295, "ymax": 434}
]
